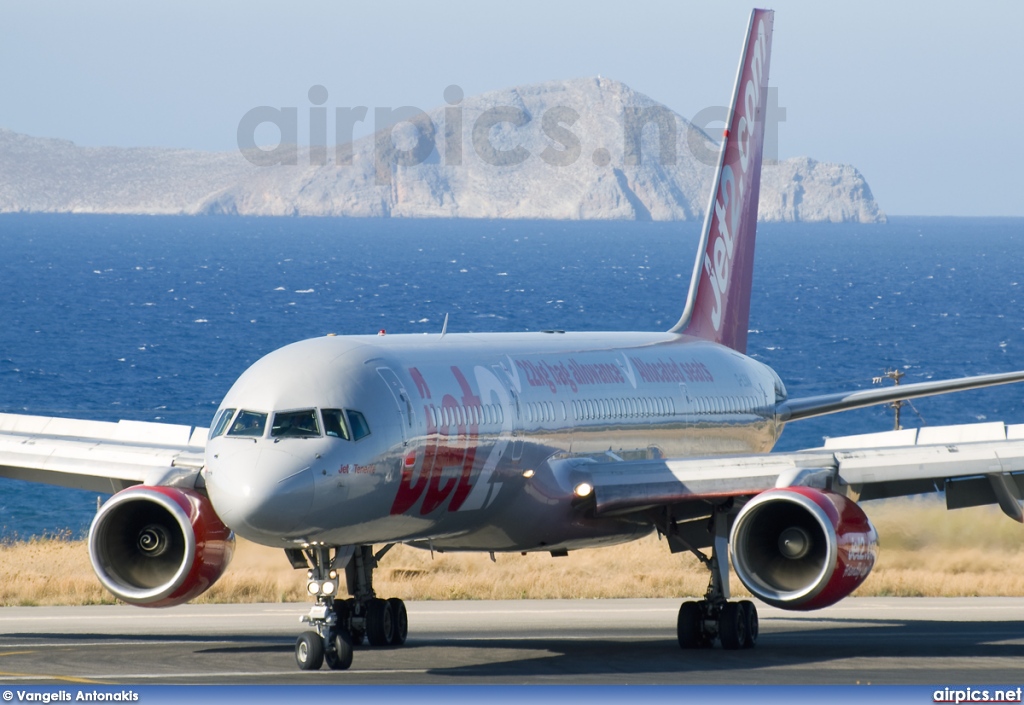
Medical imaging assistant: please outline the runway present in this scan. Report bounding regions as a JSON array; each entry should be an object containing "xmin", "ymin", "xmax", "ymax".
[{"xmin": 1, "ymin": 598, "xmax": 1023, "ymax": 685}]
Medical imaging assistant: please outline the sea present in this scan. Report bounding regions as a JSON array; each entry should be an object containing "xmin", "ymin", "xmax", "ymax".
[{"xmin": 1, "ymin": 213, "xmax": 1022, "ymax": 539}]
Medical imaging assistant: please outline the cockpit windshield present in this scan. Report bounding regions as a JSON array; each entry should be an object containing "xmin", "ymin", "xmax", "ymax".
[
  {"xmin": 227, "ymin": 410, "xmax": 268, "ymax": 437},
  {"xmin": 209, "ymin": 408, "xmax": 236, "ymax": 439},
  {"xmin": 321, "ymin": 409, "xmax": 350, "ymax": 440},
  {"xmin": 271, "ymin": 409, "xmax": 321, "ymax": 438},
  {"xmin": 346, "ymin": 410, "xmax": 371, "ymax": 440},
  {"xmin": 322, "ymin": 409, "xmax": 371, "ymax": 441},
  {"xmin": 218, "ymin": 407, "xmax": 367, "ymax": 441}
]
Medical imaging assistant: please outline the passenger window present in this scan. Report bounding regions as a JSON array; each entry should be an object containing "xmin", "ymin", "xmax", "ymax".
[
  {"xmin": 228, "ymin": 410, "xmax": 267, "ymax": 437},
  {"xmin": 210, "ymin": 408, "xmax": 236, "ymax": 439},
  {"xmin": 272, "ymin": 409, "xmax": 321, "ymax": 438},
  {"xmin": 322, "ymin": 409, "xmax": 350, "ymax": 440},
  {"xmin": 346, "ymin": 410, "xmax": 371, "ymax": 441}
]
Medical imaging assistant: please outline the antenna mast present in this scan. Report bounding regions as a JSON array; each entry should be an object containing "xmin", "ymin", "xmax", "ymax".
[{"xmin": 871, "ymin": 369, "xmax": 905, "ymax": 430}]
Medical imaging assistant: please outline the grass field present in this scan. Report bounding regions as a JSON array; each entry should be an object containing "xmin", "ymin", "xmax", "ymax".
[{"xmin": 2, "ymin": 498, "xmax": 1023, "ymax": 606}]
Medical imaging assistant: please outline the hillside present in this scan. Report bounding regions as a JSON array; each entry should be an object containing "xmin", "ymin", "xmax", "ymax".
[{"xmin": 0, "ymin": 78, "xmax": 885, "ymax": 223}]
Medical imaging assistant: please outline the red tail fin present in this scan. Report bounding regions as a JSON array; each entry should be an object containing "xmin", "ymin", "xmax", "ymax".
[{"xmin": 670, "ymin": 9, "xmax": 774, "ymax": 354}]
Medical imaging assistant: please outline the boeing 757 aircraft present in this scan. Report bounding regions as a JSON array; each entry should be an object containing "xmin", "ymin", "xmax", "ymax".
[{"xmin": 3, "ymin": 8, "xmax": 1024, "ymax": 672}]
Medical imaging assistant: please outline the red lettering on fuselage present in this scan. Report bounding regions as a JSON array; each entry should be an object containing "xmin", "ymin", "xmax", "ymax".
[
  {"xmin": 512, "ymin": 356, "xmax": 628, "ymax": 394},
  {"xmin": 409, "ymin": 367, "xmax": 431, "ymax": 399},
  {"xmin": 390, "ymin": 366, "xmax": 481, "ymax": 516},
  {"xmin": 447, "ymin": 366, "xmax": 481, "ymax": 511},
  {"xmin": 390, "ymin": 368, "xmax": 433, "ymax": 515},
  {"xmin": 630, "ymin": 357, "xmax": 715, "ymax": 384}
]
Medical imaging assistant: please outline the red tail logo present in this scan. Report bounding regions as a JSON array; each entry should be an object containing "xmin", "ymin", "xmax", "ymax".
[{"xmin": 673, "ymin": 10, "xmax": 773, "ymax": 354}]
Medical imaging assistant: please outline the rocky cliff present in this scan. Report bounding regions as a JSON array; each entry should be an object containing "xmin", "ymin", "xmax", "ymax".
[{"xmin": 0, "ymin": 78, "xmax": 884, "ymax": 223}]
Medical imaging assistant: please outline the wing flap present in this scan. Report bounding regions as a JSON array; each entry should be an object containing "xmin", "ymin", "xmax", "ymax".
[
  {"xmin": 835, "ymin": 440, "xmax": 1024, "ymax": 486},
  {"xmin": 576, "ymin": 421, "xmax": 1024, "ymax": 521},
  {"xmin": 580, "ymin": 453, "xmax": 837, "ymax": 515}
]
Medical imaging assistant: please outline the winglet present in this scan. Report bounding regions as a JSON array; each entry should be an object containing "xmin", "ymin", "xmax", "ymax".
[{"xmin": 669, "ymin": 9, "xmax": 774, "ymax": 354}]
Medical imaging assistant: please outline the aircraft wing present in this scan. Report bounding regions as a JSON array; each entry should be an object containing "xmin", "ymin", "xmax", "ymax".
[
  {"xmin": 572, "ymin": 421, "xmax": 1024, "ymax": 525},
  {"xmin": 777, "ymin": 370, "xmax": 1024, "ymax": 422},
  {"xmin": 0, "ymin": 412, "xmax": 208, "ymax": 494}
]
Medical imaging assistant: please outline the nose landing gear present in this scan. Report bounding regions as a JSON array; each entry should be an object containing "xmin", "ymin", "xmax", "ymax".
[{"xmin": 292, "ymin": 544, "xmax": 408, "ymax": 671}]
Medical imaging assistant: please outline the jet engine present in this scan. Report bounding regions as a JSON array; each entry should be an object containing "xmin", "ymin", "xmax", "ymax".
[
  {"xmin": 88, "ymin": 485, "xmax": 234, "ymax": 608},
  {"xmin": 729, "ymin": 487, "xmax": 877, "ymax": 610}
]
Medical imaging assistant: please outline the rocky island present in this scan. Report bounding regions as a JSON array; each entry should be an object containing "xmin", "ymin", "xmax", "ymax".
[{"xmin": 0, "ymin": 78, "xmax": 884, "ymax": 223}]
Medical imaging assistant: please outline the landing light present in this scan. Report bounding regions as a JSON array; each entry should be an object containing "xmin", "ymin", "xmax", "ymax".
[
  {"xmin": 522, "ymin": 469, "xmax": 535, "ymax": 479},
  {"xmin": 307, "ymin": 581, "xmax": 321, "ymax": 596},
  {"xmin": 574, "ymin": 482, "xmax": 594, "ymax": 498},
  {"xmin": 322, "ymin": 581, "xmax": 336, "ymax": 595}
]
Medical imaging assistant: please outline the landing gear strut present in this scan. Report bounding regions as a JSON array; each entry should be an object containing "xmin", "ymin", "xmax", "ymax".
[
  {"xmin": 670, "ymin": 504, "xmax": 759, "ymax": 650},
  {"xmin": 293, "ymin": 544, "xmax": 409, "ymax": 671}
]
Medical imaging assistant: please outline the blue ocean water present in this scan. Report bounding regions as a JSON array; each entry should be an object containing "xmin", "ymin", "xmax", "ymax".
[{"xmin": 1, "ymin": 214, "xmax": 1022, "ymax": 538}]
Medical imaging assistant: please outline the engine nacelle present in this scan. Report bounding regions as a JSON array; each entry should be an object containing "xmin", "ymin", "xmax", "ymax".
[
  {"xmin": 89, "ymin": 485, "xmax": 235, "ymax": 608},
  {"xmin": 730, "ymin": 487, "xmax": 878, "ymax": 610}
]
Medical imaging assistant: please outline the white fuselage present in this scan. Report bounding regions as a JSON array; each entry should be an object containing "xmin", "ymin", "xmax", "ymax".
[{"xmin": 203, "ymin": 331, "xmax": 786, "ymax": 552}]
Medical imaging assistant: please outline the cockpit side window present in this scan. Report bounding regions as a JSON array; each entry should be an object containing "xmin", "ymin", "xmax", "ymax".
[
  {"xmin": 227, "ymin": 410, "xmax": 268, "ymax": 437},
  {"xmin": 346, "ymin": 410, "xmax": 371, "ymax": 441},
  {"xmin": 271, "ymin": 409, "xmax": 321, "ymax": 438},
  {"xmin": 322, "ymin": 409, "xmax": 350, "ymax": 440},
  {"xmin": 210, "ymin": 408, "xmax": 236, "ymax": 439}
]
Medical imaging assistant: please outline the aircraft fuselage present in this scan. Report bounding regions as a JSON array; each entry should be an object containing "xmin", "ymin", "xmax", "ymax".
[{"xmin": 204, "ymin": 331, "xmax": 786, "ymax": 552}]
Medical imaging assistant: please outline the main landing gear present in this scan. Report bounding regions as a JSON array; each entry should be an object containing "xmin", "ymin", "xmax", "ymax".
[
  {"xmin": 668, "ymin": 505, "xmax": 760, "ymax": 650},
  {"xmin": 292, "ymin": 544, "xmax": 409, "ymax": 671}
]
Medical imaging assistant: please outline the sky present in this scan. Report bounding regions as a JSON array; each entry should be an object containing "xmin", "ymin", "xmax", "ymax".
[{"xmin": 2, "ymin": 0, "xmax": 1022, "ymax": 216}]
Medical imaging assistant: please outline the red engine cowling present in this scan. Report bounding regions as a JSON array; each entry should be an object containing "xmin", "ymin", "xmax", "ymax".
[
  {"xmin": 88, "ymin": 486, "xmax": 235, "ymax": 608},
  {"xmin": 730, "ymin": 487, "xmax": 878, "ymax": 610}
]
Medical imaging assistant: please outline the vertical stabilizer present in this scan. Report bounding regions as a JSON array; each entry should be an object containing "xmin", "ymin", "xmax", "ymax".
[{"xmin": 669, "ymin": 9, "xmax": 774, "ymax": 354}]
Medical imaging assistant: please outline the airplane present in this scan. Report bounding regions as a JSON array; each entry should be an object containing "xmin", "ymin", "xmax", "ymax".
[{"xmin": 3, "ymin": 7, "xmax": 1024, "ymax": 673}]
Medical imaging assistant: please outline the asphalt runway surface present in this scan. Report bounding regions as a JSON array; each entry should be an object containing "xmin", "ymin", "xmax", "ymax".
[{"xmin": 1, "ymin": 598, "xmax": 1023, "ymax": 685}]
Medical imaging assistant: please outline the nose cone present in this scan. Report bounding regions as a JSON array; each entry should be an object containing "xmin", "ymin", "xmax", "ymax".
[{"xmin": 205, "ymin": 444, "xmax": 315, "ymax": 542}]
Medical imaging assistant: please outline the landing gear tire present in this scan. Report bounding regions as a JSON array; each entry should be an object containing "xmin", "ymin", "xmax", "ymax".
[
  {"xmin": 677, "ymin": 601, "xmax": 705, "ymax": 649},
  {"xmin": 334, "ymin": 599, "xmax": 366, "ymax": 645},
  {"xmin": 739, "ymin": 600, "xmax": 758, "ymax": 648},
  {"xmin": 325, "ymin": 629, "xmax": 354, "ymax": 670},
  {"xmin": 387, "ymin": 597, "xmax": 408, "ymax": 646},
  {"xmin": 295, "ymin": 630, "xmax": 325, "ymax": 671},
  {"xmin": 366, "ymin": 597, "xmax": 395, "ymax": 646},
  {"xmin": 718, "ymin": 602, "xmax": 748, "ymax": 650}
]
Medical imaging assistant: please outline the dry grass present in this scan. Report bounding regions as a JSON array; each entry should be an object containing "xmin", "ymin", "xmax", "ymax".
[{"xmin": 3, "ymin": 498, "xmax": 1023, "ymax": 606}]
